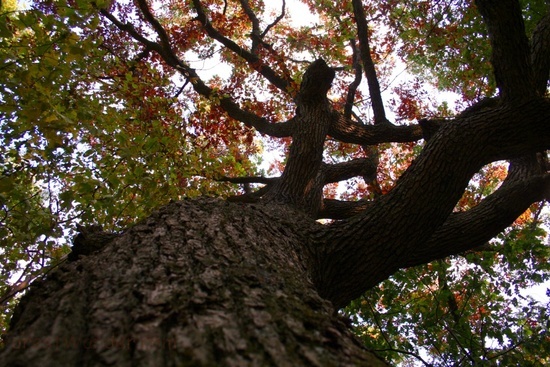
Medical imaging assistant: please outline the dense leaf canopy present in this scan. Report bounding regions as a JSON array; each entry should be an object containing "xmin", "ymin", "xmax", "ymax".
[{"xmin": 1, "ymin": 0, "xmax": 549, "ymax": 365}]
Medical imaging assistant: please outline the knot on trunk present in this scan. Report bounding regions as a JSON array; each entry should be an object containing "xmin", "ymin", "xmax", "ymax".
[{"xmin": 68, "ymin": 224, "xmax": 119, "ymax": 261}]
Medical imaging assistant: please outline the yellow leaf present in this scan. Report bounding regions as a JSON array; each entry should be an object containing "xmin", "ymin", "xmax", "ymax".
[{"xmin": 44, "ymin": 114, "xmax": 58, "ymax": 123}]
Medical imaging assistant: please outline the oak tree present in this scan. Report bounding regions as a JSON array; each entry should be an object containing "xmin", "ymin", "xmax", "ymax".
[{"xmin": 0, "ymin": 0, "xmax": 549, "ymax": 365}]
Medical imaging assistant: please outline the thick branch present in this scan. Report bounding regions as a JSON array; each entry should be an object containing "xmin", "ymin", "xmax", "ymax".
[
  {"xmin": 476, "ymin": 0, "xmax": 535, "ymax": 101},
  {"xmin": 218, "ymin": 100, "xmax": 294, "ymax": 138},
  {"xmin": 329, "ymin": 114, "xmax": 425, "ymax": 145},
  {"xmin": 344, "ymin": 39, "xmax": 363, "ymax": 120},
  {"xmin": 135, "ymin": 0, "xmax": 172, "ymax": 52},
  {"xmin": 352, "ymin": 0, "xmax": 388, "ymax": 123},
  {"xmin": 531, "ymin": 12, "xmax": 550, "ymax": 95},
  {"xmin": 239, "ymin": 0, "xmax": 261, "ymax": 47},
  {"xmin": 404, "ymin": 175, "xmax": 549, "ymax": 269},
  {"xmin": 314, "ymin": 99, "xmax": 550, "ymax": 308}
]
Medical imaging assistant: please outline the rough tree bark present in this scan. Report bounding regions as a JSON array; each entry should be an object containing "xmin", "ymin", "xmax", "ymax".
[
  {"xmin": 0, "ymin": 200, "xmax": 388, "ymax": 366},
  {"xmin": 1, "ymin": 0, "xmax": 550, "ymax": 366}
]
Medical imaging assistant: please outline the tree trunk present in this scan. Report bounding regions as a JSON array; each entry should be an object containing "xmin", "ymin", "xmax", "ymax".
[
  {"xmin": 3, "ymin": 2, "xmax": 550, "ymax": 364},
  {"xmin": 0, "ymin": 199, "xmax": 388, "ymax": 367}
]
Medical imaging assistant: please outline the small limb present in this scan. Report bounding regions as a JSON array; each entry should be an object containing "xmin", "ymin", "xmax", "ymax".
[
  {"xmin": 215, "ymin": 176, "xmax": 277, "ymax": 185},
  {"xmin": 218, "ymin": 176, "xmax": 275, "ymax": 203},
  {"xmin": 322, "ymin": 158, "xmax": 377, "ymax": 185}
]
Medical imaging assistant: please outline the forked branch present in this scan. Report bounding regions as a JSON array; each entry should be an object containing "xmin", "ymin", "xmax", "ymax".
[
  {"xmin": 352, "ymin": 0, "xmax": 388, "ymax": 123},
  {"xmin": 192, "ymin": 0, "xmax": 292, "ymax": 93},
  {"xmin": 98, "ymin": 3, "xmax": 293, "ymax": 138},
  {"xmin": 403, "ymin": 171, "xmax": 550, "ymax": 269}
]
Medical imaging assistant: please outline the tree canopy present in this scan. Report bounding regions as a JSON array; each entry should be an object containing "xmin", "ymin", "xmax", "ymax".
[{"xmin": 1, "ymin": 0, "xmax": 549, "ymax": 365}]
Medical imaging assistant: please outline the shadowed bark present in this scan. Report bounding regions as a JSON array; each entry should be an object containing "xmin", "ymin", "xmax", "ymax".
[{"xmin": 0, "ymin": 200, "xmax": 388, "ymax": 367}]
